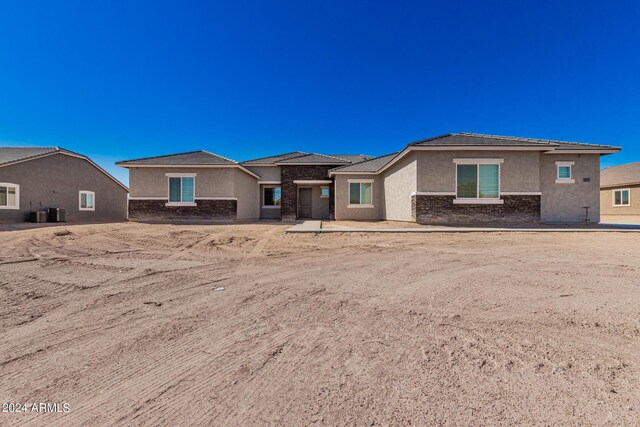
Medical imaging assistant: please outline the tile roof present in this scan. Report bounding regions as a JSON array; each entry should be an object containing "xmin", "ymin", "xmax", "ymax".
[
  {"xmin": 116, "ymin": 150, "xmax": 237, "ymax": 166},
  {"xmin": 0, "ymin": 147, "xmax": 61, "ymax": 166},
  {"xmin": 241, "ymin": 152, "xmax": 307, "ymax": 165},
  {"xmin": 601, "ymin": 162, "xmax": 640, "ymax": 187},
  {"xmin": 330, "ymin": 153, "xmax": 398, "ymax": 173},
  {"xmin": 275, "ymin": 153, "xmax": 353, "ymax": 165},
  {"xmin": 411, "ymin": 132, "xmax": 620, "ymax": 151},
  {"xmin": 326, "ymin": 154, "xmax": 374, "ymax": 163},
  {"xmin": 244, "ymin": 152, "xmax": 374, "ymax": 165}
]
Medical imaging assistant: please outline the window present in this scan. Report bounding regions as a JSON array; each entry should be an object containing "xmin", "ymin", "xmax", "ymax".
[
  {"xmin": 613, "ymin": 189, "xmax": 630, "ymax": 207},
  {"xmin": 320, "ymin": 186, "xmax": 330, "ymax": 198},
  {"xmin": 456, "ymin": 164, "xmax": 500, "ymax": 199},
  {"xmin": 555, "ymin": 161, "xmax": 575, "ymax": 183},
  {"xmin": 167, "ymin": 175, "xmax": 195, "ymax": 204},
  {"xmin": 79, "ymin": 191, "xmax": 95, "ymax": 211},
  {"xmin": 558, "ymin": 166, "xmax": 571, "ymax": 179},
  {"xmin": 348, "ymin": 180, "xmax": 373, "ymax": 207},
  {"xmin": 263, "ymin": 186, "xmax": 281, "ymax": 208},
  {"xmin": 0, "ymin": 183, "xmax": 19, "ymax": 209}
]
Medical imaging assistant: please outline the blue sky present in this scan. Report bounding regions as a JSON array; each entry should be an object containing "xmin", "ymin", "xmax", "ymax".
[{"xmin": 1, "ymin": 0, "xmax": 639, "ymax": 186}]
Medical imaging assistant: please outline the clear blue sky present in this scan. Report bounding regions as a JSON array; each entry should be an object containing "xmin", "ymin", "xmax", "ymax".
[{"xmin": 1, "ymin": 0, "xmax": 639, "ymax": 186}]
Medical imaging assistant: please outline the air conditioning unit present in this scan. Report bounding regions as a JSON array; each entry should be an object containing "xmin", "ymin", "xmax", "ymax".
[
  {"xmin": 30, "ymin": 211, "xmax": 48, "ymax": 223},
  {"xmin": 47, "ymin": 208, "xmax": 67, "ymax": 222}
]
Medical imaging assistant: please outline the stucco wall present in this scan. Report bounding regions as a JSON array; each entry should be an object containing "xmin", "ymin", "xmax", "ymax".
[
  {"xmin": 414, "ymin": 150, "xmax": 540, "ymax": 192},
  {"xmin": 234, "ymin": 169, "xmax": 259, "ymax": 220},
  {"xmin": 600, "ymin": 184, "xmax": 640, "ymax": 215},
  {"xmin": 244, "ymin": 165, "xmax": 281, "ymax": 182},
  {"xmin": 382, "ymin": 152, "xmax": 417, "ymax": 221},
  {"xmin": 334, "ymin": 174, "xmax": 383, "ymax": 220},
  {"xmin": 128, "ymin": 167, "xmax": 236, "ymax": 198},
  {"xmin": 127, "ymin": 166, "xmax": 259, "ymax": 220},
  {"xmin": 540, "ymin": 154, "xmax": 601, "ymax": 222},
  {"xmin": 0, "ymin": 153, "xmax": 128, "ymax": 222}
]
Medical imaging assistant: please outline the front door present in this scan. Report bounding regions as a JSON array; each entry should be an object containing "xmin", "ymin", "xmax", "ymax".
[{"xmin": 299, "ymin": 188, "xmax": 312, "ymax": 219}]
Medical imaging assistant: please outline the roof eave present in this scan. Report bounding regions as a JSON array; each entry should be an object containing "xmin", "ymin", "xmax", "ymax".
[
  {"xmin": 601, "ymin": 181, "xmax": 640, "ymax": 189},
  {"xmin": 116, "ymin": 162, "xmax": 261, "ymax": 179},
  {"xmin": 274, "ymin": 162, "xmax": 350, "ymax": 166},
  {"xmin": 329, "ymin": 170, "xmax": 379, "ymax": 176},
  {"xmin": 544, "ymin": 149, "xmax": 621, "ymax": 154},
  {"xmin": 412, "ymin": 145, "xmax": 557, "ymax": 151},
  {"xmin": 116, "ymin": 163, "xmax": 236, "ymax": 168}
]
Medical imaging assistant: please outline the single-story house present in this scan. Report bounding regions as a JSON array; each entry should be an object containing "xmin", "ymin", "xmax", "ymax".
[
  {"xmin": 117, "ymin": 151, "xmax": 372, "ymax": 221},
  {"xmin": 118, "ymin": 133, "xmax": 620, "ymax": 224},
  {"xmin": 0, "ymin": 147, "xmax": 129, "ymax": 222},
  {"xmin": 600, "ymin": 162, "xmax": 640, "ymax": 217}
]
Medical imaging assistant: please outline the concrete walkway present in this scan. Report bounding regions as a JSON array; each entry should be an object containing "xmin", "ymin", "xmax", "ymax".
[
  {"xmin": 286, "ymin": 221, "xmax": 640, "ymax": 233},
  {"xmin": 285, "ymin": 220, "xmax": 323, "ymax": 233}
]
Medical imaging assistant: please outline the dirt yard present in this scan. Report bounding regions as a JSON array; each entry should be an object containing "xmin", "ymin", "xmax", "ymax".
[{"xmin": 1, "ymin": 223, "xmax": 639, "ymax": 426}]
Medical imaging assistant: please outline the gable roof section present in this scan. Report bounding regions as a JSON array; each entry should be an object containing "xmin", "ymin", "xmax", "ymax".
[
  {"xmin": 329, "ymin": 153, "xmax": 398, "ymax": 175},
  {"xmin": 116, "ymin": 150, "xmax": 237, "ymax": 166},
  {"xmin": 601, "ymin": 162, "xmax": 640, "ymax": 188},
  {"xmin": 116, "ymin": 150, "xmax": 260, "ymax": 179},
  {"xmin": 241, "ymin": 152, "xmax": 373, "ymax": 166},
  {"xmin": 0, "ymin": 147, "xmax": 61, "ymax": 165},
  {"xmin": 326, "ymin": 154, "xmax": 374, "ymax": 163},
  {"xmin": 241, "ymin": 151, "xmax": 308, "ymax": 165},
  {"xmin": 0, "ymin": 147, "xmax": 60, "ymax": 165},
  {"xmin": 553, "ymin": 141, "xmax": 621, "ymax": 151},
  {"xmin": 0, "ymin": 146, "xmax": 128, "ymax": 191},
  {"xmin": 275, "ymin": 153, "xmax": 353, "ymax": 165},
  {"xmin": 410, "ymin": 132, "xmax": 620, "ymax": 151},
  {"xmin": 373, "ymin": 132, "xmax": 621, "ymax": 175}
]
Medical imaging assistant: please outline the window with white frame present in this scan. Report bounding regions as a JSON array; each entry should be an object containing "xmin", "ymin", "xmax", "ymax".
[
  {"xmin": 0, "ymin": 183, "xmax": 19, "ymax": 209},
  {"xmin": 167, "ymin": 175, "xmax": 195, "ymax": 204},
  {"xmin": 320, "ymin": 186, "xmax": 330, "ymax": 198},
  {"xmin": 613, "ymin": 189, "xmax": 630, "ymax": 207},
  {"xmin": 79, "ymin": 191, "xmax": 95, "ymax": 211},
  {"xmin": 348, "ymin": 180, "xmax": 373, "ymax": 206},
  {"xmin": 455, "ymin": 161, "xmax": 500, "ymax": 199},
  {"xmin": 263, "ymin": 186, "xmax": 281, "ymax": 208},
  {"xmin": 555, "ymin": 161, "xmax": 575, "ymax": 183}
]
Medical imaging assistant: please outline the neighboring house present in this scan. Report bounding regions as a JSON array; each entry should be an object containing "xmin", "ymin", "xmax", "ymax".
[
  {"xmin": 117, "ymin": 151, "xmax": 372, "ymax": 221},
  {"xmin": 118, "ymin": 132, "xmax": 620, "ymax": 224},
  {"xmin": 600, "ymin": 162, "xmax": 640, "ymax": 217},
  {"xmin": 0, "ymin": 147, "xmax": 129, "ymax": 223}
]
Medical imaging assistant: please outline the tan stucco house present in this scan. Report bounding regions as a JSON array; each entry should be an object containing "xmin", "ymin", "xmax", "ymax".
[
  {"xmin": 118, "ymin": 133, "xmax": 620, "ymax": 224},
  {"xmin": 600, "ymin": 162, "xmax": 640, "ymax": 219},
  {"xmin": 0, "ymin": 147, "xmax": 128, "ymax": 222}
]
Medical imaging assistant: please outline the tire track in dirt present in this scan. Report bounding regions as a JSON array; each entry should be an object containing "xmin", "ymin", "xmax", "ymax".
[
  {"xmin": 3, "ymin": 224, "xmax": 640, "ymax": 425},
  {"xmin": 37, "ymin": 274, "xmax": 296, "ymax": 424},
  {"xmin": 90, "ymin": 327, "xmax": 295, "ymax": 427}
]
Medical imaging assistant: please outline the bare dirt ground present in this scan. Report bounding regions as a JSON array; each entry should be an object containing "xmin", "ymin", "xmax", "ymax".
[{"xmin": 1, "ymin": 222, "xmax": 639, "ymax": 426}]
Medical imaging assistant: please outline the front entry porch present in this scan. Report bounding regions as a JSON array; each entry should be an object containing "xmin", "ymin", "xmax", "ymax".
[{"xmin": 295, "ymin": 180, "xmax": 331, "ymax": 220}]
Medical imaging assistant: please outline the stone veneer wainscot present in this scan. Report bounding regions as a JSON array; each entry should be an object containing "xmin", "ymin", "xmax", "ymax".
[
  {"xmin": 411, "ymin": 195, "xmax": 541, "ymax": 224},
  {"xmin": 128, "ymin": 199, "xmax": 237, "ymax": 221}
]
